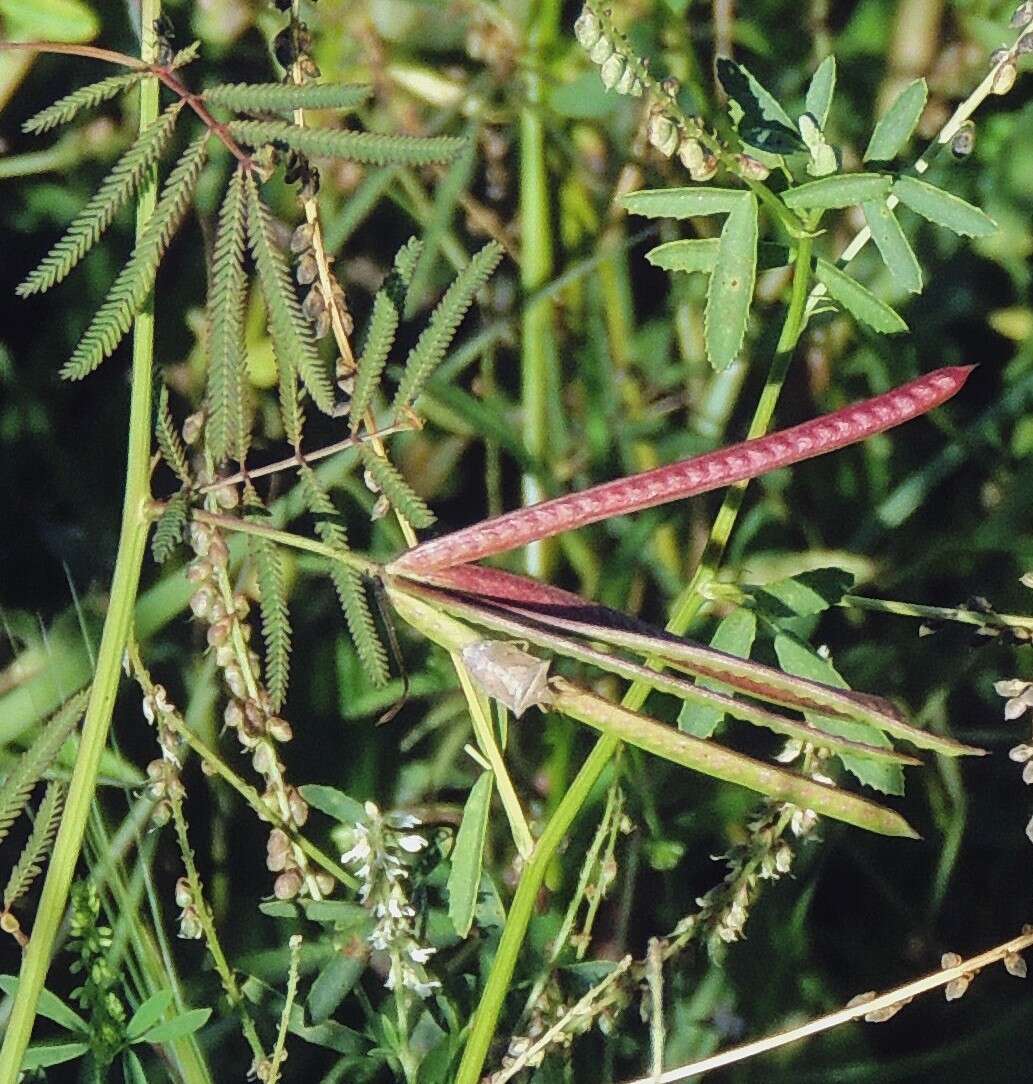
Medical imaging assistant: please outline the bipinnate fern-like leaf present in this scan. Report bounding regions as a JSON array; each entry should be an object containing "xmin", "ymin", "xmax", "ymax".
[
  {"xmin": 203, "ymin": 82, "xmax": 372, "ymax": 113},
  {"xmin": 169, "ymin": 42, "xmax": 202, "ymax": 69},
  {"xmin": 3, "ymin": 781, "xmax": 64, "ymax": 912},
  {"xmin": 227, "ymin": 119, "xmax": 466, "ymax": 166},
  {"xmin": 206, "ymin": 168, "xmax": 249, "ymax": 465},
  {"xmin": 0, "ymin": 691, "xmax": 86, "ymax": 846},
  {"xmin": 155, "ymin": 383, "xmax": 191, "ymax": 485},
  {"xmin": 63, "ymin": 132, "xmax": 210, "ymax": 380},
  {"xmin": 245, "ymin": 176, "xmax": 335, "ymax": 421},
  {"xmin": 298, "ymin": 464, "xmax": 388, "ymax": 686},
  {"xmin": 349, "ymin": 290, "xmax": 399, "ymax": 430},
  {"xmin": 151, "ymin": 488, "xmax": 191, "ymax": 564},
  {"xmin": 18, "ymin": 102, "xmax": 184, "ymax": 297},
  {"xmin": 23, "ymin": 71, "xmax": 148, "ymax": 135},
  {"xmin": 392, "ymin": 240, "xmax": 503, "ymax": 413},
  {"xmin": 252, "ymin": 535, "xmax": 292, "ymax": 711},
  {"xmin": 359, "ymin": 447, "xmax": 435, "ymax": 529}
]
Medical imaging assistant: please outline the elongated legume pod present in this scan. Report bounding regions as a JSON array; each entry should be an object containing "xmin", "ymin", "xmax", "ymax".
[{"xmin": 390, "ymin": 366, "xmax": 973, "ymax": 574}]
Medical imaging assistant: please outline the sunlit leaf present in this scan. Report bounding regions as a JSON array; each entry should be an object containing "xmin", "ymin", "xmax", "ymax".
[
  {"xmin": 814, "ymin": 257, "xmax": 908, "ymax": 333},
  {"xmin": 864, "ymin": 79, "xmax": 927, "ymax": 162}
]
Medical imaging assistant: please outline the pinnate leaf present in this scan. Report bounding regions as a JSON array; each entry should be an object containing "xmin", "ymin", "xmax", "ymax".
[
  {"xmin": 447, "ymin": 769, "xmax": 493, "ymax": 937},
  {"xmin": 862, "ymin": 200, "xmax": 922, "ymax": 294},
  {"xmin": 622, "ymin": 187, "xmax": 743, "ymax": 220},
  {"xmin": 805, "ymin": 56, "xmax": 837, "ymax": 128},
  {"xmin": 784, "ymin": 173, "xmax": 892, "ymax": 211}
]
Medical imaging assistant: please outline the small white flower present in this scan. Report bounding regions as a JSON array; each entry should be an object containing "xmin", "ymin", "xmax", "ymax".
[
  {"xmin": 409, "ymin": 945, "xmax": 436, "ymax": 964},
  {"xmin": 397, "ymin": 833, "xmax": 428, "ymax": 853},
  {"xmin": 364, "ymin": 800, "xmax": 380, "ymax": 819},
  {"xmin": 341, "ymin": 837, "xmax": 372, "ymax": 866}
]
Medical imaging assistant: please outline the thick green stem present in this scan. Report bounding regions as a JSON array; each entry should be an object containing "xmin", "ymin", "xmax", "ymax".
[
  {"xmin": 454, "ymin": 235, "xmax": 815, "ymax": 1084},
  {"xmin": 0, "ymin": 9, "xmax": 161, "ymax": 1079}
]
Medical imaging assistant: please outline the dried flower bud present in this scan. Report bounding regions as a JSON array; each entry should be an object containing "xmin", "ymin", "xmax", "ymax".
[
  {"xmin": 287, "ymin": 788, "xmax": 309, "ymax": 827},
  {"xmin": 174, "ymin": 877, "xmax": 193, "ymax": 909},
  {"xmin": 267, "ymin": 716, "xmax": 293, "ymax": 743},
  {"xmin": 314, "ymin": 872, "xmax": 335, "ymax": 897},
  {"xmin": 182, "ymin": 411, "xmax": 204, "ymax": 446},
  {"xmin": 186, "ymin": 558, "xmax": 212, "ymax": 583},
  {"xmin": 178, "ymin": 906, "xmax": 204, "ymax": 940},
  {"xmin": 993, "ymin": 61, "xmax": 1018, "ymax": 94},
  {"xmin": 296, "ymin": 252, "xmax": 319, "ymax": 286},
  {"xmin": 1005, "ymin": 951, "xmax": 1028, "ymax": 977},
  {"xmin": 371, "ymin": 494, "xmax": 391, "ymax": 521},
  {"xmin": 944, "ymin": 975, "xmax": 970, "ymax": 1001},
  {"xmin": 252, "ymin": 742, "xmax": 278, "ymax": 776},
  {"xmin": 588, "ymin": 35, "xmax": 615, "ymax": 65},
  {"xmin": 737, "ymin": 154, "xmax": 770, "ymax": 181},
  {"xmin": 678, "ymin": 136, "xmax": 705, "ymax": 174},
  {"xmin": 600, "ymin": 52, "xmax": 627, "ymax": 91},
  {"xmin": 574, "ymin": 8, "xmax": 602, "ymax": 49},
  {"xmin": 648, "ymin": 112, "xmax": 679, "ymax": 156},
  {"xmin": 290, "ymin": 221, "xmax": 315, "ymax": 254},
  {"xmin": 189, "ymin": 522, "xmax": 212, "ymax": 557},
  {"xmin": 1010, "ymin": 1, "xmax": 1033, "ymax": 28},
  {"xmin": 864, "ymin": 999, "xmax": 908, "ymax": 1023},
  {"xmin": 151, "ymin": 800, "xmax": 172, "ymax": 827},
  {"xmin": 692, "ymin": 151, "xmax": 719, "ymax": 182},
  {"xmin": 274, "ymin": 869, "xmax": 303, "ymax": 900},
  {"xmin": 941, "ymin": 952, "xmax": 963, "ymax": 969},
  {"xmin": 615, "ymin": 63, "xmax": 639, "ymax": 95},
  {"xmin": 189, "ymin": 586, "xmax": 217, "ymax": 620},
  {"xmin": 208, "ymin": 534, "xmax": 229, "ymax": 567},
  {"xmin": 951, "ymin": 123, "xmax": 975, "ymax": 159},
  {"xmin": 302, "ymin": 285, "xmax": 326, "ymax": 323},
  {"xmin": 313, "ymin": 308, "xmax": 332, "ymax": 339},
  {"xmin": 213, "ymin": 484, "xmax": 238, "ymax": 510},
  {"xmin": 224, "ymin": 664, "xmax": 247, "ymax": 699},
  {"xmin": 207, "ymin": 617, "xmax": 232, "ymax": 648},
  {"xmin": 1018, "ymin": 31, "xmax": 1033, "ymax": 55},
  {"xmin": 990, "ymin": 46, "xmax": 1012, "ymax": 66}
]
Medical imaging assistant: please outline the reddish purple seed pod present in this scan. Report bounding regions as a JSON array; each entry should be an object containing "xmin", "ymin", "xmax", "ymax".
[{"xmin": 390, "ymin": 366, "xmax": 974, "ymax": 574}]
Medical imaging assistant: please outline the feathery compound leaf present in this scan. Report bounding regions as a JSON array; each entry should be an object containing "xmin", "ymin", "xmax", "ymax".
[
  {"xmin": 246, "ymin": 176, "xmax": 335, "ymax": 417},
  {"xmin": 783, "ymin": 173, "xmax": 892, "ymax": 211},
  {"xmin": 349, "ymin": 290, "xmax": 399, "ymax": 430},
  {"xmin": 18, "ymin": 102, "xmax": 184, "ymax": 297},
  {"xmin": 815, "ymin": 257, "xmax": 908, "ymax": 334},
  {"xmin": 393, "ymin": 240, "xmax": 503, "ymax": 413},
  {"xmin": 62, "ymin": 133, "xmax": 209, "ymax": 380},
  {"xmin": 151, "ymin": 488, "xmax": 191, "ymax": 564},
  {"xmin": 3, "ymin": 781, "xmax": 64, "ymax": 911},
  {"xmin": 252, "ymin": 535, "xmax": 292, "ymax": 711},
  {"xmin": 170, "ymin": 42, "xmax": 202, "ymax": 69},
  {"xmin": 705, "ymin": 192, "xmax": 758, "ymax": 370},
  {"xmin": 0, "ymin": 691, "xmax": 86, "ymax": 846},
  {"xmin": 204, "ymin": 82, "xmax": 372, "ymax": 113},
  {"xmin": 891, "ymin": 175, "xmax": 997, "ymax": 238},
  {"xmin": 297, "ymin": 465, "xmax": 388, "ymax": 687},
  {"xmin": 227, "ymin": 119, "xmax": 466, "ymax": 165},
  {"xmin": 862, "ymin": 199, "xmax": 922, "ymax": 293},
  {"xmin": 864, "ymin": 78, "xmax": 927, "ymax": 162},
  {"xmin": 23, "ymin": 71, "xmax": 147, "ymax": 135},
  {"xmin": 155, "ymin": 383, "xmax": 191, "ymax": 485},
  {"xmin": 330, "ymin": 565, "xmax": 389, "ymax": 688},
  {"xmin": 359, "ymin": 447, "xmax": 435, "ymax": 528},
  {"xmin": 206, "ymin": 169, "xmax": 249, "ymax": 464}
]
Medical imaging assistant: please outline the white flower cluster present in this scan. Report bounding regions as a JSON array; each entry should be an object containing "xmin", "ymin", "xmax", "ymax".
[{"xmin": 341, "ymin": 802, "xmax": 441, "ymax": 1000}]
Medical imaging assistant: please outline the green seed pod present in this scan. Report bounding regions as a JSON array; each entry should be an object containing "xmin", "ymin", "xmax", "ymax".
[
  {"xmin": 574, "ymin": 7, "xmax": 602, "ymax": 48},
  {"xmin": 589, "ymin": 35, "xmax": 614, "ymax": 65},
  {"xmin": 648, "ymin": 112, "xmax": 679, "ymax": 156},
  {"xmin": 600, "ymin": 52, "xmax": 626, "ymax": 90},
  {"xmin": 993, "ymin": 61, "xmax": 1018, "ymax": 94}
]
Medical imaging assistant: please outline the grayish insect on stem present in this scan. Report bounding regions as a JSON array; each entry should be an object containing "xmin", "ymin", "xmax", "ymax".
[{"xmin": 460, "ymin": 640, "xmax": 553, "ymax": 718}]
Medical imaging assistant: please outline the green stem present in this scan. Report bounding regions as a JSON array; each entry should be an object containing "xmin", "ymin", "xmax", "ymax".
[
  {"xmin": 453, "ymin": 235, "xmax": 815, "ymax": 1084},
  {"xmin": 842, "ymin": 594, "xmax": 1033, "ymax": 633},
  {"xmin": 520, "ymin": 0, "xmax": 560, "ymax": 578},
  {"xmin": 0, "ymin": 8, "xmax": 161, "ymax": 1079}
]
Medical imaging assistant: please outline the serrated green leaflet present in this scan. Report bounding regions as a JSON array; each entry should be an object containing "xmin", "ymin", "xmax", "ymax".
[
  {"xmin": 622, "ymin": 188, "xmax": 744, "ymax": 219},
  {"xmin": 705, "ymin": 192, "xmax": 758, "ymax": 370},
  {"xmin": 678, "ymin": 609, "xmax": 756, "ymax": 738},
  {"xmin": 862, "ymin": 199, "xmax": 922, "ymax": 293},
  {"xmin": 447, "ymin": 770, "xmax": 493, "ymax": 938},
  {"xmin": 892, "ymin": 175, "xmax": 996, "ymax": 237},
  {"xmin": 783, "ymin": 173, "xmax": 892, "ymax": 210},
  {"xmin": 805, "ymin": 55, "xmax": 836, "ymax": 128},
  {"xmin": 815, "ymin": 257, "xmax": 907, "ymax": 333},
  {"xmin": 864, "ymin": 78, "xmax": 927, "ymax": 162},
  {"xmin": 773, "ymin": 633, "xmax": 904, "ymax": 795}
]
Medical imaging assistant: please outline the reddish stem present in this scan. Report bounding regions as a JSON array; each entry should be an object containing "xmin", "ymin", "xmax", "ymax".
[{"xmin": 390, "ymin": 366, "xmax": 974, "ymax": 573}]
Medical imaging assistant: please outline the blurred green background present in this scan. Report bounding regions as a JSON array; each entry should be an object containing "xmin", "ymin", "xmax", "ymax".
[{"xmin": 1, "ymin": 0, "xmax": 1033, "ymax": 1080}]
